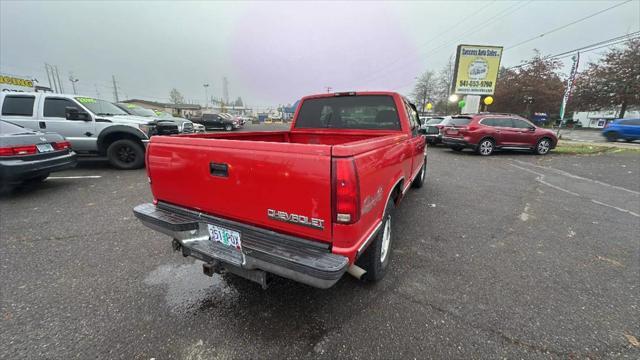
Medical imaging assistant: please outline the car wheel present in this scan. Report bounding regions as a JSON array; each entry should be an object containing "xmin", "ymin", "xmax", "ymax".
[
  {"xmin": 411, "ymin": 157, "xmax": 426, "ymax": 189},
  {"xmin": 451, "ymin": 146, "xmax": 464, "ymax": 152},
  {"xmin": 107, "ymin": 139, "xmax": 145, "ymax": 170},
  {"xmin": 535, "ymin": 138, "xmax": 552, "ymax": 155},
  {"xmin": 225, "ymin": 124, "xmax": 233, "ymax": 131},
  {"xmin": 605, "ymin": 132, "xmax": 619, "ymax": 142},
  {"xmin": 357, "ymin": 200, "xmax": 395, "ymax": 282},
  {"xmin": 476, "ymin": 138, "xmax": 494, "ymax": 156}
]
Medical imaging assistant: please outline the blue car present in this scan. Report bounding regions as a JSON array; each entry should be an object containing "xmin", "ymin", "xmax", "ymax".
[{"xmin": 602, "ymin": 118, "xmax": 640, "ymax": 142}]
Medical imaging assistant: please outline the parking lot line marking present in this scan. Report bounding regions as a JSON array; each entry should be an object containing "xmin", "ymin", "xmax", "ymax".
[
  {"xmin": 590, "ymin": 199, "xmax": 640, "ymax": 218},
  {"xmin": 514, "ymin": 160, "xmax": 640, "ymax": 196},
  {"xmin": 48, "ymin": 175, "xmax": 102, "ymax": 179},
  {"xmin": 536, "ymin": 179, "xmax": 581, "ymax": 197},
  {"xmin": 510, "ymin": 163, "xmax": 639, "ymax": 218}
]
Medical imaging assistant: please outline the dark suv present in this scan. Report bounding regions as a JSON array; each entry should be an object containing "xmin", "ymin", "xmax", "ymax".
[{"xmin": 441, "ymin": 113, "xmax": 557, "ymax": 156}]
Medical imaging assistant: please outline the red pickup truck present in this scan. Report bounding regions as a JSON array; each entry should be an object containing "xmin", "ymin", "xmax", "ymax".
[{"xmin": 134, "ymin": 91, "xmax": 426, "ymax": 288}]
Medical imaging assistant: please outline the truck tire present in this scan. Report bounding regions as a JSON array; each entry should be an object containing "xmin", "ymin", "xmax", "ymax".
[
  {"xmin": 107, "ymin": 139, "xmax": 145, "ymax": 170},
  {"xmin": 411, "ymin": 157, "xmax": 426, "ymax": 188},
  {"xmin": 225, "ymin": 124, "xmax": 233, "ymax": 131},
  {"xmin": 357, "ymin": 200, "xmax": 395, "ymax": 282}
]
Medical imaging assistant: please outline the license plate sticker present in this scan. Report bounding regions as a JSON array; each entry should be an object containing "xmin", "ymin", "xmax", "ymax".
[
  {"xmin": 207, "ymin": 224, "xmax": 242, "ymax": 251},
  {"xmin": 36, "ymin": 143, "xmax": 54, "ymax": 153}
]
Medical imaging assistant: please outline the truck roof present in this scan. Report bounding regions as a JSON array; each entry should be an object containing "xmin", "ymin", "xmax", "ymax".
[{"xmin": 301, "ymin": 91, "xmax": 400, "ymax": 101}]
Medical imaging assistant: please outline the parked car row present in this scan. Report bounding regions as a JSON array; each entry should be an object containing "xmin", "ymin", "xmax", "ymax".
[
  {"xmin": 192, "ymin": 113, "xmax": 244, "ymax": 131},
  {"xmin": 0, "ymin": 92, "xmax": 220, "ymax": 173}
]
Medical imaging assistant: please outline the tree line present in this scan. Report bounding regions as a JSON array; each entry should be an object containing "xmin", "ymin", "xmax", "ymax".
[{"xmin": 412, "ymin": 38, "xmax": 639, "ymax": 119}]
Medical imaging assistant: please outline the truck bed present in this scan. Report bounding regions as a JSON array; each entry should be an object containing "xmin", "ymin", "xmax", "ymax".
[{"xmin": 145, "ymin": 130, "xmax": 407, "ymax": 242}]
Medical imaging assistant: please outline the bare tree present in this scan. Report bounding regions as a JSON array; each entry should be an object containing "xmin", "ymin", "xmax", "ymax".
[
  {"xmin": 169, "ymin": 88, "xmax": 184, "ymax": 104},
  {"xmin": 412, "ymin": 71, "xmax": 436, "ymax": 112}
]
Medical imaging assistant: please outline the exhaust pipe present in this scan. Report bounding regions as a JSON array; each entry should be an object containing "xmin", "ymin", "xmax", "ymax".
[{"xmin": 347, "ymin": 264, "xmax": 366, "ymax": 280}]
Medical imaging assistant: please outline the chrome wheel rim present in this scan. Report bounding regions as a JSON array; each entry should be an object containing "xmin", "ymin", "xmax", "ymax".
[
  {"xmin": 380, "ymin": 216, "xmax": 391, "ymax": 263},
  {"xmin": 480, "ymin": 140, "xmax": 493, "ymax": 155},
  {"xmin": 538, "ymin": 140, "xmax": 550, "ymax": 154}
]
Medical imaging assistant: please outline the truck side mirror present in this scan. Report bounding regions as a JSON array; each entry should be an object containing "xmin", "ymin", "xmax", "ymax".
[{"xmin": 65, "ymin": 106, "xmax": 90, "ymax": 121}]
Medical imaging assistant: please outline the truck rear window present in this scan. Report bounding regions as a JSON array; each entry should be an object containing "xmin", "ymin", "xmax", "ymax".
[{"xmin": 295, "ymin": 95, "xmax": 401, "ymax": 130}]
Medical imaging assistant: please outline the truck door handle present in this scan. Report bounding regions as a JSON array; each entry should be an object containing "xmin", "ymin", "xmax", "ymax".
[
  {"xmin": 209, "ymin": 162, "xmax": 229, "ymax": 177},
  {"xmin": 496, "ymin": 130, "xmax": 501, "ymax": 133},
  {"xmin": 39, "ymin": 121, "xmax": 46, "ymax": 129}
]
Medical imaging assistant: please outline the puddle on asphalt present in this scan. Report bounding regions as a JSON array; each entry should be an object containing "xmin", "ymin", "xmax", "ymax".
[{"xmin": 144, "ymin": 260, "xmax": 238, "ymax": 312}]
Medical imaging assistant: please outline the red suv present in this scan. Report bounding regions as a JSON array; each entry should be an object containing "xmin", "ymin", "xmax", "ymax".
[{"xmin": 441, "ymin": 113, "xmax": 557, "ymax": 156}]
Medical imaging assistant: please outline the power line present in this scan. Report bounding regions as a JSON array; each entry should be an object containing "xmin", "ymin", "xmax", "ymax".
[
  {"xmin": 506, "ymin": 32, "xmax": 639, "ymax": 70},
  {"xmin": 505, "ymin": 0, "xmax": 634, "ymax": 50},
  {"xmin": 360, "ymin": 0, "xmax": 532, "ymax": 87}
]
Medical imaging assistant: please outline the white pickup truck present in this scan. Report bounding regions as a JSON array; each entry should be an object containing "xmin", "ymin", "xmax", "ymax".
[{"xmin": 0, "ymin": 92, "xmax": 179, "ymax": 169}]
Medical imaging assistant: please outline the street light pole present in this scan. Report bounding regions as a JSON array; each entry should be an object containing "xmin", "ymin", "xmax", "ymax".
[
  {"xmin": 69, "ymin": 74, "xmax": 79, "ymax": 95},
  {"xmin": 203, "ymin": 84, "xmax": 210, "ymax": 109}
]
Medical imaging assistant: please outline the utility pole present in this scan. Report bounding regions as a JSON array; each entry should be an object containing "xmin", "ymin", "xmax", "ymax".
[
  {"xmin": 203, "ymin": 83, "xmax": 209, "ymax": 109},
  {"xmin": 325, "ymin": 86, "xmax": 332, "ymax": 93},
  {"xmin": 54, "ymin": 66, "xmax": 64, "ymax": 93},
  {"xmin": 112, "ymin": 75, "xmax": 119, "ymax": 102},
  {"xmin": 94, "ymin": 84, "xmax": 101, "ymax": 98},
  {"xmin": 44, "ymin": 63, "xmax": 54, "ymax": 92},
  {"xmin": 69, "ymin": 73, "xmax": 79, "ymax": 95},
  {"xmin": 222, "ymin": 77, "xmax": 229, "ymax": 105}
]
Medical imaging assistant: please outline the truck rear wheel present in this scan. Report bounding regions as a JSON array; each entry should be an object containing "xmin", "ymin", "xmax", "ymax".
[
  {"xmin": 357, "ymin": 201, "xmax": 395, "ymax": 282},
  {"xmin": 107, "ymin": 139, "xmax": 145, "ymax": 170},
  {"xmin": 411, "ymin": 157, "xmax": 426, "ymax": 189}
]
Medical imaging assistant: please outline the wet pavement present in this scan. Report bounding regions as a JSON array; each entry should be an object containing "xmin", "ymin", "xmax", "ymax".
[{"xmin": 1, "ymin": 138, "xmax": 639, "ymax": 359}]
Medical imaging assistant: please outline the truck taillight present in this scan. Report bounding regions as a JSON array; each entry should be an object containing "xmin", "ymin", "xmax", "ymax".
[
  {"xmin": 0, "ymin": 145, "xmax": 37, "ymax": 156},
  {"xmin": 332, "ymin": 158, "xmax": 360, "ymax": 224},
  {"xmin": 53, "ymin": 141, "xmax": 71, "ymax": 150}
]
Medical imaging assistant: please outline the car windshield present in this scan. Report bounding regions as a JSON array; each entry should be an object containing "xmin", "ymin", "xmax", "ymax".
[
  {"xmin": 295, "ymin": 95, "xmax": 401, "ymax": 130},
  {"xmin": 425, "ymin": 118, "xmax": 444, "ymax": 125},
  {"xmin": 76, "ymin": 97, "xmax": 128, "ymax": 116},
  {"xmin": 119, "ymin": 104, "xmax": 157, "ymax": 117},
  {"xmin": 155, "ymin": 111, "xmax": 174, "ymax": 119}
]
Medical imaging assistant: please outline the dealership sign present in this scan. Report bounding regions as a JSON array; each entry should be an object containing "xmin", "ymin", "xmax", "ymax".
[
  {"xmin": 1, "ymin": 74, "xmax": 35, "ymax": 92},
  {"xmin": 451, "ymin": 45, "xmax": 503, "ymax": 95}
]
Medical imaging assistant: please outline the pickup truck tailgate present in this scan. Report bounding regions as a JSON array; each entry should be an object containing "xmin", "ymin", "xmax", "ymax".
[{"xmin": 146, "ymin": 137, "xmax": 333, "ymax": 242}]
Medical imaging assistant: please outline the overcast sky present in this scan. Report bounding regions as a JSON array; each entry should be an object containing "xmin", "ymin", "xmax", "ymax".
[{"xmin": 1, "ymin": 0, "xmax": 638, "ymax": 108}]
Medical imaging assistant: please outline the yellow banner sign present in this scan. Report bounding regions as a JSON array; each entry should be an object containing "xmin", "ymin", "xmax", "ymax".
[
  {"xmin": 0, "ymin": 75, "xmax": 34, "ymax": 88},
  {"xmin": 452, "ymin": 45, "xmax": 503, "ymax": 95}
]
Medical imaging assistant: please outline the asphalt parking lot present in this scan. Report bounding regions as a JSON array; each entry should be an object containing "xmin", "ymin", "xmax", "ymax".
[{"xmin": 1, "ymin": 131, "xmax": 639, "ymax": 359}]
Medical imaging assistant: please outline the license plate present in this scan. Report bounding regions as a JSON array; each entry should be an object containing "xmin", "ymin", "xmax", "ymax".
[
  {"xmin": 36, "ymin": 143, "xmax": 54, "ymax": 153},
  {"xmin": 447, "ymin": 129, "xmax": 459, "ymax": 135},
  {"xmin": 207, "ymin": 224, "xmax": 242, "ymax": 251}
]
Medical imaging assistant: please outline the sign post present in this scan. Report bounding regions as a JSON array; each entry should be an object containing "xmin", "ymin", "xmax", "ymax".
[
  {"xmin": 451, "ymin": 44, "xmax": 503, "ymax": 114},
  {"xmin": 557, "ymin": 53, "xmax": 580, "ymax": 136}
]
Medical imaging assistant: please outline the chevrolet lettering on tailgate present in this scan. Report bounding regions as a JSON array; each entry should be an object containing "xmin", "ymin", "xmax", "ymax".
[{"xmin": 267, "ymin": 209, "xmax": 325, "ymax": 230}]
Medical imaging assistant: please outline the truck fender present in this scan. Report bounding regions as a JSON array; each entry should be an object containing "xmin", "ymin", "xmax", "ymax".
[
  {"xmin": 97, "ymin": 126, "xmax": 148, "ymax": 154},
  {"xmin": 384, "ymin": 175, "xmax": 405, "ymax": 212}
]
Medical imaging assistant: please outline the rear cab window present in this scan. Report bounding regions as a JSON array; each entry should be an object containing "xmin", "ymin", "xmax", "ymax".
[
  {"xmin": 294, "ymin": 95, "xmax": 401, "ymax": 130},
  {"xmin": 1, "ymin": 95, "xmax": 35, "ymax": 116}
]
